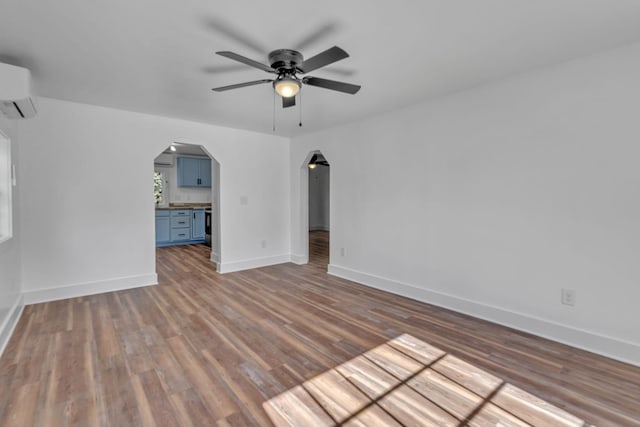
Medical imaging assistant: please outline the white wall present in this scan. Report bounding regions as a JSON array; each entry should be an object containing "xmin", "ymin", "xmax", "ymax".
[
  {"xmin": 0, "ymin": 117, "xmax": 23, "ymax": 354},
  {"xmin": 18, "ymin": 97, "xmax": 290, "ymax": 300},
  {"xmin": 309, "ymin": 165, "xmax": 330, "ymax": 231},
  {"xmin": 290, "ymin": 42, "xmax": 640, "ymax": 365}
]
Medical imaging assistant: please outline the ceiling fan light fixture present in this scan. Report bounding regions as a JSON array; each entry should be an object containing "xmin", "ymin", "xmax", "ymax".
[
  {"xmin": 308, "ymin": 154, "xmax": 318, "ymax": 169},
  {"xmin": 274, "ymin": 77, "xmax": 301, "ymax": 98}
]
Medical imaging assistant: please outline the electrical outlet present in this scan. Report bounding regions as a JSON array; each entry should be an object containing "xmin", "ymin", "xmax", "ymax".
[
  {"xmin": 561, "ymin": 289, "xmax": 576, "ymax": 306},
  {"xmin": 340, "ymin": 247, "xmax": 345, "ymax": 257},
  {"xmin": 261, "ymin": 240, "xmax": 267, "ymax": 248}
]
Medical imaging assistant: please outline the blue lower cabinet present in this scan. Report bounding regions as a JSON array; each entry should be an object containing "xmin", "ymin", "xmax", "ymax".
[
  {"xmin": 171, "ymin": 227, "xmax": 191, "ymax": 241},
  {"xmin": 156, "ymin": 208, "xmax": 206, "ymax": 246},
  {"xmin": 192, "ymin": 209, "xmax": 205, "ymax": 239},
  {"xmin": 171, "ymin": 216, "xmax": 191, "ymax": 229},
  {"xmin": 155, "ymin": 215, "xmax": 170, "ymax": 244}
]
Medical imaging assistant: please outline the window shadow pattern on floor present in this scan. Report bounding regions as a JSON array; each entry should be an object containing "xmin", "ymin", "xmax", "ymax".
[{"xmin": 263, "ymin": 334, "xmax": 591, "ymax": 426}]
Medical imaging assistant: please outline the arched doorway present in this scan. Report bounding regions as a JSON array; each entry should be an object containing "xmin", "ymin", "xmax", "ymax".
[
  {"xmin": 300, "ymin": 150, "xmax": 330, "ymax": 269},
  {"xmin": 153, "ymin": 142, "xmax": 221, "ymax": 272}
]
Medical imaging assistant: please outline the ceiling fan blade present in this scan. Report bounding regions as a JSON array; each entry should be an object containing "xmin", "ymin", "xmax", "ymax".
[
  {"xmin": 303, "ymin": 76, "xmax": 361, "ymax": 94},
  {"xmin": 201, "ymin": 64, "xmax": 248, "ymax": 74},
  {"xmin": 212, "ymin": 79, "xmax": 273, "ymax": 92},
  {"xmin": 293, "ymin": 23, "xmax": 338, "ymax": 51},
  {"xmin": 204, "ymin": 18, "xmax": 267, "ymax": 55},
  {"xmin": 319, "ymin": 67, "xmax": 356, "ymax": 77},
  {"xmin": 216, "ymin": 51, "xmax": 274, "ymax": 73},
  {"xmin": 297, "ymin": 46, "xmax": 349, "ymax": 74},
  {"xmin": 282, "ymin": 96, "xmax": 296, "ymax": 108}
]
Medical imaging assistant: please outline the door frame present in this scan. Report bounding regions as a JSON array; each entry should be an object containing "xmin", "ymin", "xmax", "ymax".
[
  {"xmin": 153, "ymin": 142, "xmax": 222, "ymax": 268},
  {"xmin": 298, "ymin": 149, "xmax": 330, "ymax": 266}
]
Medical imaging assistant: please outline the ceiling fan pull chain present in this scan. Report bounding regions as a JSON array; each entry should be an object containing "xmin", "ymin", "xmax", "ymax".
[
  {"xmin": 272, "ymin": 89, "xmax": 276, "ymax": 132},
  {"xmin": 299, "ymin": 90, "xmax": 303, "ymax": 127}
]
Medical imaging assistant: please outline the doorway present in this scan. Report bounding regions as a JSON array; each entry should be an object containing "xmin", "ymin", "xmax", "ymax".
[
  {"xmin": 307, "ymin": 152, "xmax": 330, "ymax": 269},
  {"xmin": 153, "ymin": 142, "xmax": 221, "ymax": 272}
]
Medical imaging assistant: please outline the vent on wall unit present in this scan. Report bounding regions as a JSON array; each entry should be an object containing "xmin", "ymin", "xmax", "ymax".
[
  {"xmin": 0, "ymin": 99, "xmax": 37, "ymax": 119},
  {"xmin": 0, "ymin": 63, "xmax": 37, "ymax": 119}
]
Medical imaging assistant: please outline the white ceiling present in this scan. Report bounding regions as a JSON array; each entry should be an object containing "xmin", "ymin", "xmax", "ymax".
[{"xmin": 2, "ymin": 1, "xmax": 640, "ymax": 137}]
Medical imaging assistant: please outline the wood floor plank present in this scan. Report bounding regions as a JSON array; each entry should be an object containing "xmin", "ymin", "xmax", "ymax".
[
  {"xmin": 263, "ymin": 385, "xmax": 335, "ymax": 427},
  {"xmin": 378, "ymin": 384, "xmax": 459, "ymax": 426},
  {"xmin": 134, "ymin": 369, "xmax": 179, "ymax": 427},
  {"xmin": 407, "ymin": 369, "xmax": 484, "ymax": 420},
  {"xmin": 166, "ymin": 334, "xmax": 239, "ymax": 420},
  {"xmin": 168, "ymin": 388, "xmax": 216, "ymax": 427},
  {"xmin": 2, "ymin": 382, "xmax": 40, "ymax": 426},
  {"xmin": 0, "ymin": 231, "xmax": 638, "ymax": 426},
  {"xmin": 492, "ymin": 383, "xmax": 584, "ymax": 426},
  {"xmin": 303, "ymin": 369, "xmax": 372, "ymax": 423},
  {"xmin": 336, "ymin": 355, "xmax": 404, "ymax": 399}
]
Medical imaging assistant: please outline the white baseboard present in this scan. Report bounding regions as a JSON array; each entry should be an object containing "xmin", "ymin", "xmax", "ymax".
[
  {"xmin": 210, "ymin": 251, "xmax": 220, "ymax": 263},
  {"xmin": 23, "ymin": 273, "xmax": 158, "ymax": 305},
  {"xmin": 217, "ymin": 254, "xmax": 292, "ymax": 274},
  {"xmin": 328, "ymin": 264, "xmax": 640, "ymax": 367},
  {"xmin": 0, "ymin": 294, "xmax": 25, "ymax": 358},
  {"xmin": 290, "ymin": 253, "xmax": 308, "ymax": 265}
]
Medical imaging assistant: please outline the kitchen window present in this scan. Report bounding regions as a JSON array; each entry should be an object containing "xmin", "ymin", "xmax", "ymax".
[{"xmin": 0, "ymin": 131, "xmax": 12, "ymax": 244}]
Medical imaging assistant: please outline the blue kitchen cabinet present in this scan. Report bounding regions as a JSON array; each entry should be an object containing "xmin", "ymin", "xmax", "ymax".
[
  {"xmin": 177, "ymin": 157, "xmax": 199, "ymax": 187},
  {"xmin": 177, "ymin": 157, "xmax": 211, "ymax": 188},
  {"xmin": 156, "ymin": 209, "xmax": 206, "ymax": 246},
  {"xmin": 170, "ymin": 227, "xmax": 191, "ymax": 241},
  {"xmin": 198, "ymin": 159, "xmax": 212, "ymax": 188},
  {"xmin": 155, "ymin": 211, "xmax": 170, "ymax": 245},
  {"xmin": 170, "ymin": 209, "xmax": 191, "ymax": 242},
  {"xmin": 192, "ymin": 209, "xmax": 205, "ymax": 240}
]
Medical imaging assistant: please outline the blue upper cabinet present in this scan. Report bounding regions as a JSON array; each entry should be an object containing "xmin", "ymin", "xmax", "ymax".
[
  {"xmin": 177, "ymin": 157, "xmax": 211, "ymax": 188},
  {"xmin": 178, "ymin": 157, "xmax": 199, "ymax": 187},
  {"xmin": 198, "ymin": 158, "xmax": 212, "ymax": 188}
]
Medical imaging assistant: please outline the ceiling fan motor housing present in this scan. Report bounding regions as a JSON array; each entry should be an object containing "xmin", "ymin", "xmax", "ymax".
[{"xmin": 268, "ymin": 49, "xmax": 304, "ymax": 73}]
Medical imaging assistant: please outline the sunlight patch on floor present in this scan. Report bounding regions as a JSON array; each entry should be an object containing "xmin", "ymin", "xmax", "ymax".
[{"xmin": 263, "ymin": 334, "xmax": 588, "ymax": 426}]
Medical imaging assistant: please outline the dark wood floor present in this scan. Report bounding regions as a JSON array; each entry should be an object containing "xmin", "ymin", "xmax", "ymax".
[
  {"xmin": 0, "ymin": 235, "xmax": 639, "ymax": 426},
  {"xmin": 309, "ymin": 230, "xmax": 329, "ymax": 269}
]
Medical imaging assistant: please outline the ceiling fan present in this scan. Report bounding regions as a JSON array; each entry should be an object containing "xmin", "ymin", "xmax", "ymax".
[{"xmin": 211, "ymin": 46, "xmax": 361, "ymax": 108}]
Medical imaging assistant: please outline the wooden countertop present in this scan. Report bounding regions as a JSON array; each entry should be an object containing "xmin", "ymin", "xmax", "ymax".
[{"xmin": 156, "ymin": 203, "xmax": 211, "ymax": 210}]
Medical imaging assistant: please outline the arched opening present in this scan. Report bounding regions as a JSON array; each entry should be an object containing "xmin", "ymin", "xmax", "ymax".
[
  {"xmin": 153, "ymin": 142, "xmax": 221, "ymax": 275},
  {"xmin": 300, "ymin": 150, "xmax": 330, "ymax": 270}
]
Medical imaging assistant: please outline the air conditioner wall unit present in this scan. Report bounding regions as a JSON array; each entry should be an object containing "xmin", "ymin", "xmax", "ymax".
[{"xmin": 0, "ymin": 63, "xmax": 37, "ymax": 119}]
